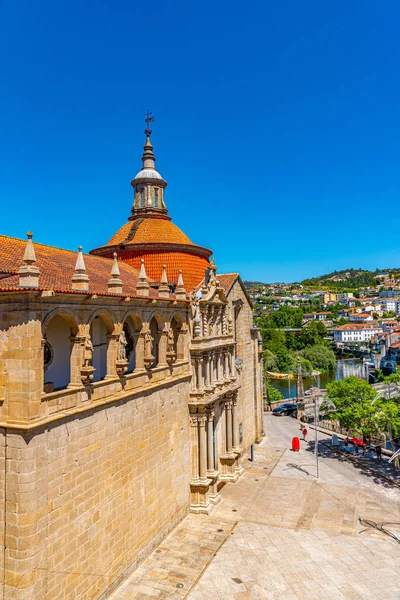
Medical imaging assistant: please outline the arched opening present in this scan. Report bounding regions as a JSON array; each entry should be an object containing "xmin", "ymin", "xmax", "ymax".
[
  {"xmin": 90, "ymin": 315, "xmax": 110, "ymax": 382},
  {"xmin": 43, "ymin": 314, "xmax": 78, "ymax": 392},
  {"xmin": 149, "ymin": 316, "xmax": 161, "ymax": 368},
  {"xmin": 123, "ymin": 315, "xmax": 142, "ymax": 373}
]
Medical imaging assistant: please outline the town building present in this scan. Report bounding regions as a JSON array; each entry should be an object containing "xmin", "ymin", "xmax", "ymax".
[
  {"xmin": 0, "ymin": 128, "xmax": 264, "ymax": 599},
  {"xmin": 348, "ymin": 312, "xmax": 374, "ymax": 323},
  {"xmin": 333, "ymin": 323, "xmax": 383, "ymax": 344}
]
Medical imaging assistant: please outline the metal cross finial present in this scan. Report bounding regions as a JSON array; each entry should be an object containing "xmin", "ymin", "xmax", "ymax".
[{"xmin": 144, "ymin": 109, "xmax": 154, "ymax": 136}]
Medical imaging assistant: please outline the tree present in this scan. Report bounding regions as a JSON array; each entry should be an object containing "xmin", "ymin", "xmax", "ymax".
[
  {"xmin": 325, "ymin": 377, "xmax": 400, "ymax": 441},
  {"xmin": 296, "ymin": 321, "xmax": 328, "ymax": 350},
  {"xmin": 261, "ymin": 328, "xmax": 286, "ymax": 354},
  {"xmin": 303, "ymin": 345, "xmax": 336, "ymax": 371},
  {"xmin": 265, "ymin": 380, "xmax": 283, "ymax": 403},
  {"xmin": 275, "ymin": 348, "xmax": 296, "ymax": 373},
  {"xmin": 263, "ymin": 349, "xmax": 278, "ymax": 372}
]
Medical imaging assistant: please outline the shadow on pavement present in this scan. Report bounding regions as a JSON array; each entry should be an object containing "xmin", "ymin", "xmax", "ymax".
[{"xmin": 304, "ymin": 439, "xmax": 400, "ymax": 489}]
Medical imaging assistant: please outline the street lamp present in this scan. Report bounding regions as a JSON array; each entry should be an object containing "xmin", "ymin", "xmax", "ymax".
[{"xmin": 307, "ymin": 387, "xmax": 336, "ymax": 479}]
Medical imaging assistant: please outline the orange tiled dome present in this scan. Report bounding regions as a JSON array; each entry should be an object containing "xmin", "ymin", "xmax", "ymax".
[
  {"xmin": 91, "ymin": 215, "xmax": 212, "ymax": 291},
  {"xmin": 106, "ymin": 215, "xmax": 192, "ymax": 247},
  {"xmin": 90, "ymin": 130, "xmax": 212, "ymax": 291}
]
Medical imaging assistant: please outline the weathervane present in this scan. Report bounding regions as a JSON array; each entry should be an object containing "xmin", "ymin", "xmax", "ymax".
[{"xmin": 144, "ymin": 109, "xmax": 154, "ymax": 136}]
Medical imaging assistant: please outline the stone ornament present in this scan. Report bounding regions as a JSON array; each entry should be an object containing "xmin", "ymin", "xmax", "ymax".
[
  {"xmin": 166, "ymin": 327, "xmax": 176, "ymax": 363},
  {"xmin": 144, "ymin": 328, "xmax": 155, "ymax": 369},
  {"xmin": 116, "ymin": 330, "xmax": 129, "ymax": 376},
  {"xmin": 81, "ymin": 334, "xmax": 95, "ymax": 383}
]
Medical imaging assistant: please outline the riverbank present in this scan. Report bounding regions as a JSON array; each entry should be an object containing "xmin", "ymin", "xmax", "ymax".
[{"xmin": 270, "ymin": 358, "xmax": 366, "ymax": 399}]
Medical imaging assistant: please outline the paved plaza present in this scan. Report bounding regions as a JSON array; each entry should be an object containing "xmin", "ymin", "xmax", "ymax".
[{"xmin": 110, "ymin": 414, "xmax": 400, "ymax": 600}]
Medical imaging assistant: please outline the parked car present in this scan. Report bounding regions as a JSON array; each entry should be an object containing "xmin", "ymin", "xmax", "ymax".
[{"xmin": 272, "ymin": 403, "xmax": 297, "ymax": 417}]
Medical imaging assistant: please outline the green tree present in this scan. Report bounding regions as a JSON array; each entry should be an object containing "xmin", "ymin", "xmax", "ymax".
[
  {"xmin": 325, "ymin": 377, "xmax": 396, "ymax": 441},
  {"xmin": 296, "ymin": 321, "xmax": 328, "ymax": 350},
  {"xmin": 303, "ymin": 345, "xmax": 336, "ymax": 371},
  {"xmin": 261, "ymin": 328, "xmax": 286, "ymax": 353},
  {"xmin": 265, "ymin": 380, "xmax": 284, "ymax": 403},
  {"xmin": 275, "ymin": 348, "xmax": 296, "ymax": 373},
  {"xmin": 263, "ymin": 349, "xmax": 278, "ymax": 372}
]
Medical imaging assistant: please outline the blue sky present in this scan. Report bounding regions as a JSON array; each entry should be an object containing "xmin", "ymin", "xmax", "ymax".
[{"xmin": 1, "ymin": 0, "xmax": 399, "ymax": 282}]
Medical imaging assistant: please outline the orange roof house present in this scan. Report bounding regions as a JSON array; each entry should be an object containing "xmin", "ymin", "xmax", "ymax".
[{"xmin": 90, "ymin": 131, "xmax": 212, "ymax": 292}]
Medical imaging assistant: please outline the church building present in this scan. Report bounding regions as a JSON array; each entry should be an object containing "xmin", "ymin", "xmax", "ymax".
[{"xmin": 0, "ymin": 123, "xmax": 264, "ymax": 599}]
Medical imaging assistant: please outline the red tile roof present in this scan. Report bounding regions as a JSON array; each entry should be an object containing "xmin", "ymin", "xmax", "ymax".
[
  {"xmin": 0, "ymin": 234, "xmax": 161, "ymax": 298},
  {"xmin": 216, "ymin": 273, "xmax": 239, "ymax": 295},
  {"xmin": 334, "ymin": 324, "xmax": 381, "ymax": 331}
]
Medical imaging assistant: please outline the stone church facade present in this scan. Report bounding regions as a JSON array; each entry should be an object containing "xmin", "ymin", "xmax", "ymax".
[{"xmin": 0, "ymin": 129, "xmax": 264, "ymax": 599}]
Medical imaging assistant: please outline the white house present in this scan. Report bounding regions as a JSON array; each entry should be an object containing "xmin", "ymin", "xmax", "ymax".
[
  {"xmin": 348, "ymin": 312, "xmax": 374, "ymax": 323},
  {"xmin": 333, "ymin": 323, "xmax": 383, "ymax": 344}
]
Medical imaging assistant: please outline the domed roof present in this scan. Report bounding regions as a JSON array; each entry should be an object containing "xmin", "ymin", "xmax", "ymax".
[
  {"xmin": 133, "ymin": 168, "xmax": 164, "ymax": 181},
  {"xmin": 105, "ymin": 216, "xmax": 193, "ymax": 248}
]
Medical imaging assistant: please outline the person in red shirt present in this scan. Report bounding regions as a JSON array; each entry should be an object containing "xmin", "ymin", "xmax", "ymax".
[{"xmin": 302, "ymin": 426, "xmax": 308, "ymax": 441}]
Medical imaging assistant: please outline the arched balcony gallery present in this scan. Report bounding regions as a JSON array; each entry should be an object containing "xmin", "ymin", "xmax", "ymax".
[{"xmin": 43, "ymin": 312, "xmax": 79, "ymax": 393}]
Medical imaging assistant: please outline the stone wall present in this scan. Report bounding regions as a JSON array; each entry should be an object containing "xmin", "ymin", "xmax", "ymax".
[
  {"xmin": 2, "ymin": 380, "xmax": 190, "ymax": 599},
  {"xmin": 228, "ymin": 281, "xmax": 263, "ymax": 451}
]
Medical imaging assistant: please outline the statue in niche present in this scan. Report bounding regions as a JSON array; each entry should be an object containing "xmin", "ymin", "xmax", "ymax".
[
  {"xmin": 167, "ymin": 328, "xmax": 175, "ymax": 354},
  {"xmin": 118, "ymin": 330, "xmax": 128, "ymax": 361},
  {"xmin": 144, "ymin": 328, "xmax": 154, "ymax": 359},
  {"xmin": 83, "ymin": 334, "xmax": 93, "ymax": 368}
]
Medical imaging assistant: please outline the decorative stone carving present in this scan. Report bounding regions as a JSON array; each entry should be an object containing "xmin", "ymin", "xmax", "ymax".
[
  {"xmin": 81, "ymin": 334, "xmax": 95, "ymax": 383},
  {"xmin": 193, "ymin": 301, "xmax": 201, "ymax": 338},
  {"xmin": 144, "ymin": 328, "xmax": 155, "ymax": 369},
  {"xmin": 166, "ymin": 327, "xmax": 176, "ymax": 363},
  {"xmin": 116, "ymin": 330, "xmax": 129, "ymax": 375}
]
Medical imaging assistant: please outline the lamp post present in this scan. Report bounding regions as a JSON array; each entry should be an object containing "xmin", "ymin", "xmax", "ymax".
[{"xmin": 308, "ymin": 387, "xmax": 336, "ymax": 479}]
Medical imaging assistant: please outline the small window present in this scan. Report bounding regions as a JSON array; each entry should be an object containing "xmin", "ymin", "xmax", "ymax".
[
  {"xmin": 138, "ymin": 187, "xmax": 145, "ymax": 208},
  {"xmin": 154, "ymin": 188, "xmax": 159, "ymax": 208}
]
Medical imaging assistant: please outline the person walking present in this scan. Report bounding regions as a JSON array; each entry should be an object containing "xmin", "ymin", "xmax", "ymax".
[
  {"xmin": 376, "ymin": 444, "xmax": 382, "ymax": 463},
  {"xmin": 302, "ymin": 426, "xmax": 308, "ymax": 441}
]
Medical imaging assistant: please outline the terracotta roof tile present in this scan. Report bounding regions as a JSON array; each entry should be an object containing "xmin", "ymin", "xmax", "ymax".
[
  {"xmin": 0, "ymin": 234, "xmax": 160, "ymax": 298},
  {"xmin": 105, "ymin": 217, "xmax": 192, "ymax": 247}
]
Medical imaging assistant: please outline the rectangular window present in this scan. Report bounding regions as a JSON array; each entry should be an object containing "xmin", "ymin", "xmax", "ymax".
[{"xmin": 154, "ymin": 188, "xmax": 159, "ymax": 208}]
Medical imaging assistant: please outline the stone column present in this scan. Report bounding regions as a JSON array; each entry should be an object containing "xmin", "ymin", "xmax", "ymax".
[
  {"xmin": 204, "ymin": 353, "xmax": 210, "ymax": 387},
  {"xmin": 215, "ymin": 353, "xmax": 220, "ymax": 382},
  {"xmin": 68, "ymin": 335, "xmax": 85, "ymax": 387},
  {"xmin": 225, "ymin": 400, "xmax": 233, "ymax": 454},
  {"xmin": 201, "ymin": 308, "xmax": 207, "ymax": 338},
  {"xmin": 219, "ymin": 353, "xmax": 225, "ymax": 382},
  {"xmin": 199, "ymin": 414, "xmax": 208, "ymax": 479},
  {"xmin": 191, "ymin": 359, "xmax": 197, "ymax": 391},
  {"xmin": 105, "ymin": 333, "xmax": 119, "ymax": 379},
  {"xmin": 229, "ymin": 348, "xmax": 235, "ymax": 378},
  {"xmin": 224, "ymin": 350, "xmax": 229, "ymax": 381},
  {"xmin": 190, "ymin": 414, "xmax": 199, "ymax": 480},
  {"xmin": 207, "ymin": 410, "xmax": 215, "ymax": 472},
  {"xmin": 158, "ymin": 329, "xmax": 168, "ymax": 366},
  {"xmin": 232, "ymin": 394, "xmax": 240, "ymax": 450},
  {"xmin": 208, "ymin": 306, "xmax": 214, "ymax": 336},
  {"xmin": 196, "ymin": 356, "xmax": 203, "ymax": 391},
  {"xmin": 209, "ymin": 353, "xmax": 214, "ymax": 385},
  {"xmin": 135, "ymin": 332, "xmax": 146, "ymax": 371}
]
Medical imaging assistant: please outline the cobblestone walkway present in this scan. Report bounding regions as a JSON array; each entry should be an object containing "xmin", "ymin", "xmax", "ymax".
[{"xmin": 110, "ymin": 415, "xmax": 400, "ymax": 599}]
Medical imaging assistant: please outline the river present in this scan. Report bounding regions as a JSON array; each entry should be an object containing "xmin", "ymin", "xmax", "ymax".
[{"xmin": 270, "ymin": 359, "xmax": 367, "ymax": 399}]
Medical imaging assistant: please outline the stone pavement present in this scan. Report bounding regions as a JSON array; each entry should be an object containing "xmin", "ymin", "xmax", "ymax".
[{"xmin": 110, "ymin": 415, "xmax": 400, "ymax": 599}]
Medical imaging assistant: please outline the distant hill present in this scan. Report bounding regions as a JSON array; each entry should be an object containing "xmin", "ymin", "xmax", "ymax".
[
  {"xmin": 243, "ymin": 268, "xmax": 400, "ymax": 291},
  {"xmin": 301, "ymin": 268, "xmax": 400, "ymax": 290}
]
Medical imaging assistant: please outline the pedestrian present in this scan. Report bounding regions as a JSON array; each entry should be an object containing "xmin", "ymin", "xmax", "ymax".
[
  {"xmin": 376, "ymin": 444, "xmax": 382, "ymax": 463},
  {"xmin": 344, "ymin": 436, "xmax": 349, "ymax": 446},
  {"xmin": 302, "ymin": 426, "xmax": 307, "ymax": 441}
]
